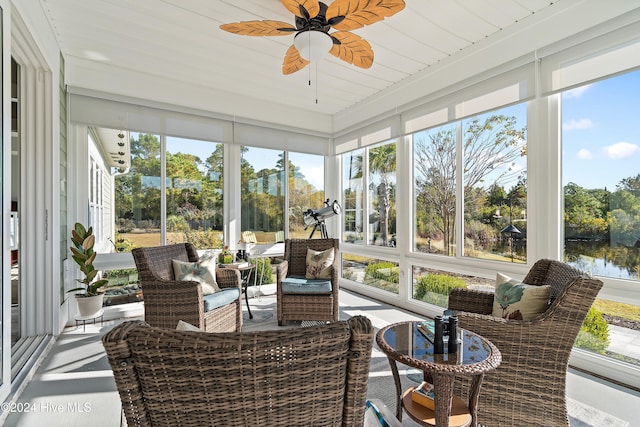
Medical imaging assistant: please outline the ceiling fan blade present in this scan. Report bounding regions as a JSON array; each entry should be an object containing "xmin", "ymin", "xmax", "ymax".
[
  {"xmin": 329, "ymin": 31, "xmax": 373, "ymax": 69},
  {"xmin": 282, "ymin": 45, "xmax": 310, "ymax": 74},
  {"xmin": 281, "ymin": 0, "xmax": 321, "ymax": 19},
  {"xmin": 220, "ymin": 20, "xmax": 296, "ymax": 36},
  {"xmin": 327, "ymin": 0, "xmax": 405, "ymax": 31}
]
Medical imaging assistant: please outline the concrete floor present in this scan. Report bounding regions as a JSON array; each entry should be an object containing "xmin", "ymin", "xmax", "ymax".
[{"xmin": 2, "ymin": 290, "xmax": 639, "ymax": 427}]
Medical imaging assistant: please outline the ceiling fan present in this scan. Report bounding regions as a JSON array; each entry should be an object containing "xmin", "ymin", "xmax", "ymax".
[{"xmin": 220, "ymin": 0, "xmax": 406, "ymax": 75}]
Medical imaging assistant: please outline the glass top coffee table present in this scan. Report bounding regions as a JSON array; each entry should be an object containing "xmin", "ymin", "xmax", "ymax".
[{"xmin": 376, "ymin": 321, "xmax": 501, "ymax": 427}]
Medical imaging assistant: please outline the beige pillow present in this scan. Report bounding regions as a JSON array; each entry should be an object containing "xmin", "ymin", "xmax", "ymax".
[
  {"xmin": 305, "ymin": 247, "xmax": 335, "ymax": 279},
  {"xmin": 492, "ymin": 281, "xmax": 551, "ymax": 320},
  {"xmin": 172, "ymin": 253, "xmax": 220, "ymax": 295},
  {"xmin": 496, "ymin": 272, "xmax": 520, "ymax": 287},
  {"xmin": 176, "ymin": 320, "xmax": 203, "ymax": 332}
]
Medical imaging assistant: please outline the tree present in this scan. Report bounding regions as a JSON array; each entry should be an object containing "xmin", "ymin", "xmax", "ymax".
[
  {"xmin": 564, "ymin": 182, "xmax": 610, "ymax": 238},
  {"xmin": 415, "ymin": 128, "xmax": 457, "ymax": 254},
  {"xmin": 369, "ymin": 143, "xmax": 396, "ymax": 246},
  {"xmin": 414, "ymin": 115, "xmax": 527, "ymax": 255}
]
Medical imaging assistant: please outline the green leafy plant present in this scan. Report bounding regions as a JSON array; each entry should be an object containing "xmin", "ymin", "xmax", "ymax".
[
  {"xmin": 414, "ymin": 274, "xmax": 466, "ymax": 300},
  {"xmin": 365, "ymin": 262, "xmax": 400, "ymax": 283},
  {"xmin": 249, "ymin": 257, "xmax": 273, "ymax": 285},
  {"xmin": 68, "ymin": 223, "xmax": 109, "ymax": 296},
  {"xmin": 575, "ymin": 306, "xmax": 610, "ymax": 353}
]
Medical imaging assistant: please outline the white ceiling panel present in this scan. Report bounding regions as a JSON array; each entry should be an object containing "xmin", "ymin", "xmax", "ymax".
[{"xmin": 34, "ymin": 0, "xmax": 638, "ymax": 133}]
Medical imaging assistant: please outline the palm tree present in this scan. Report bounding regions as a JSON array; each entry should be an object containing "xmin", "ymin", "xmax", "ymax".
[{"xmin": 369, "ymin": 143, "xmax": 396, "ymax": 246}]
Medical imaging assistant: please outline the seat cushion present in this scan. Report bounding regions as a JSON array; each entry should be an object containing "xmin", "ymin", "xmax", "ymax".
[
  {"xmin": 282, "ymin": 276, "xmax": 332, "ymax": 294},
  {"xmin": 203, "ymin": 288, "xmax": 240, "ymax": 312}
]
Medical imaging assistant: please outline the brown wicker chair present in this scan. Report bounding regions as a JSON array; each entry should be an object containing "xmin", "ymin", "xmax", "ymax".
[
  {"xmin": 276, "ymin": 238, "xmax": 340, "ymax": 326},
  {"xmin": 132, "ymin": 243, "xmax": 242, "ymax": 332},
  {"xmin": 447, "ymin": 259, "xmax": 603, "ymax": 427},
  {"xmin": 102, "ymin": 315, "xmax": 373, "ymax": 427}
]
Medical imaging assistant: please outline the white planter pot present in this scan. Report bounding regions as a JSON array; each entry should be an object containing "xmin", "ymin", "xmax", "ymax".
[{"xmin": 75, "ymin": 294, "xmax": 105, "ymax": 317}]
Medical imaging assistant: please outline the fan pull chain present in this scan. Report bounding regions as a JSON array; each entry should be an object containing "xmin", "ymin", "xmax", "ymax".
[
  {"xmin": 315, "ymin": 61, "xmax": 319, "ymax": 104},
  {"xmin": 308, "ymin": 30, "xmax": 312, "ymax": 87}
]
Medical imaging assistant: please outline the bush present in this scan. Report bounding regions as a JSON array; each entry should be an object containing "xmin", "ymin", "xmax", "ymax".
[
  {"xmin": 166, "ymin": 215, "xmax": 189, "ymax": 232},
  {"xmin": 183, "ymin": 229, "xmax": 223, "ymax": 249},
  {"xmin": 113, "ymin": 235, "xmax": 138, "ymax": 252},
  {"xmin": 250, "ymin": 257, "xmax": 273, "ymax": 285},
  {"xmin": 365, "ymin": 262, "xmax": 399, "ymax": 284},
  {"xmin": 575, "ymin": 306, "xmax": 609, "ymax": 353},
  {"xmin": 414, "ymin": 274, "xmax": 466, "ymax": 300}
]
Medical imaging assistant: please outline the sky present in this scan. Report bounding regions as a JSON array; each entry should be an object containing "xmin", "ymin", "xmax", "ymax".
[{"xmin": 562, "ymin": 69, "xmax": 640, "ymax": 191}]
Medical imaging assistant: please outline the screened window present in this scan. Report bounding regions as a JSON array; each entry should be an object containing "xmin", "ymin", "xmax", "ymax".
[
  {"xmin": 288, "ymin": 152, "xmax": 325, "ymax": 239},
  {"xmin": 368, "ymin": 140, "xmax": 397, "ymax": 247},
  {"xmin": 241, "ymin": 147, "xmax": 285, "ymax": 244},
  {"xmin": 412, "ymin": 104, "xmax": 527, "ymax": 263},
  {"xmin": 342, "ymin": 141, "xmax": 397, "ymax": 247},
  {"xmin": 343, "ymin": 149, "xmax": 364, "ymax": 244},
  {"xmin": 114, "ymin": 133, "xmax": 162, "ymax": 249},
  {"xmin": 562, "ymin": 70, "xmax": 640, "ymax": 283},
  {"xmin": 165, "ymin": 137, "xmax": 224, "ymax": 249}
]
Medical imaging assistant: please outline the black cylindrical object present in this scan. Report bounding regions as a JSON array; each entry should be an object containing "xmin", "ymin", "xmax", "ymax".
[
  {"xmin": 434, "ymin": 316, "xmax": 444, "ymax": 354},
  {"xmin": 448, "ymin": 316, "xmax": 458, "ymax": 353}
]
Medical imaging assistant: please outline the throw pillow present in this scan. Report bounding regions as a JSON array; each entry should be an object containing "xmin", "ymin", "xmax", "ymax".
[
  {"xmin": 492, "ymin": 281, "xmax": 551, "ymax": 320},
  {"xmin": 176, "ymin": 320, "xmax": 203, "ymax": 332},
  {"xmin": 172, "ymin": 253, "xmax": 220, "ymax": 295},
  {"xmin": 305, "ymin": 247, "xmax": 335, "ymax": 279},
  {"xmin": 496, "ymin": 272, "xmax": 520, "ymax": 287}
]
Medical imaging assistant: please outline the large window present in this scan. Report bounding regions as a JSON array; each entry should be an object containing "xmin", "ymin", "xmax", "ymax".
[
  {"xmin": 288, "ymin": 152, "xmax": 325, "ymax": 239},
  {"xmin": 462, "ymin": 107, "xmax": 527, "ymax": 262},
  {"xmin": 342, "ymin": 140, "xmax": 397, "ymax": 247},
  {"xmin": 413, "ymin": 123, "xmax": 457, "ymax": 256},
  {"xmin": 241, "ymin": 147, "xmax": 285, "ymax": 244},
  {"xmin": 562, "ymin": 70, "xmax": 640, "ymax": 283},
  {"xmin": 412, "ymin": 105, "xmax": 528, "ymax": 263},
  {"xmin": 562, "ymin": 71, "xmax": 640, "ymax": 367},
  {"xmin": 165, "ymin": 137, "xmax": 224, "ymax": 249},
  {"xmin": 343, "ymin": 149, "xmax": 364, "ymax": 244},
  {"xmin": 114, "ymin": 133, "xmax": 162, "ymax": 249},
  {"xmin": 342, "ymin": 253, "xmax": 399, "ymax": 294},
  {"xmin": 368, "ymin": 140, "xmax": 397, "ymax": 247}
]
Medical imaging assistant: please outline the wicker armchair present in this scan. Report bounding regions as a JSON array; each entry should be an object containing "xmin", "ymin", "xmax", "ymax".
[
  {"xmin": 447, "ymin": 259, "xmax": 603, "ymax": 427},
  {"xmin": 102, "ymin": 316, "xmax": 374, "ymax": 427},
  {"xmin": 276, "ymin": 238, "xmax": 340, "ymax": 326},
  {"xmin": 132, "ymin": 243, "xmax": 242, "ymax": 332}
]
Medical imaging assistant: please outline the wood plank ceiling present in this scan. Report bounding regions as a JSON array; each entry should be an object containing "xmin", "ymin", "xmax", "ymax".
[{"xmin": 41, "ymin": 0, "xmax": 558, "ymax": 121}]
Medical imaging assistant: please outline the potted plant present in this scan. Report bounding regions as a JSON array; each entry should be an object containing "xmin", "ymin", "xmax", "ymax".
[
  {"xmin": 219, "ymin": 246, "xmax": 234, "ymax": 264},
  {"xmin": 68, "ymin": 223, "xmax": 109, "ymax": 317}
]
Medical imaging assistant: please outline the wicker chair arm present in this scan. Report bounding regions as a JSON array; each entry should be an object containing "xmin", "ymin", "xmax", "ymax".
[
  {"xmin": 276, "ymin": 260, "xmax": 289, "ymax": 283},
  {"xmin": 216, "ymin": 268, "xmax": 241, "ymax": 290},
  {"xmin": 142, "ymin": 279, "xmax": 203, "ymax": 302},
  {"xmin": 448, "ymin": 288, "xmax": 494, "ymax": 314},
  {"xmin": 343, "ymin": 316, "xmax": 374, "ymax": 426},
  {"xmin": 456, "ymin": 306, "xmax": 582, "ymax": 361}
]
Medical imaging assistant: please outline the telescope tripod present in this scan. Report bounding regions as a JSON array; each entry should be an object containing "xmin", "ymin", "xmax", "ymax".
[{"xmin": 308, "ymin": 221, "xmax": 329, "ymax": 239}]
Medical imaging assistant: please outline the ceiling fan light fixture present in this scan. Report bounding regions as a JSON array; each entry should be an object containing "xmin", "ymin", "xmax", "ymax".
[{"xmin": 293, "ymin": 30, "xmax": 332, "ymax": 61}]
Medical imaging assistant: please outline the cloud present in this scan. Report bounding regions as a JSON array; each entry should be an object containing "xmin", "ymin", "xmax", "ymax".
[
  {"xmin": 577, "ymin": 149, "xmax": 593, "ymax": 160},
  {"xmin": 563, "ymin": 85, "xmax": 590, "ymax": 99},
  {"xmin": 562, "ymin": 118, "xmax": 593, "ymax": 131},
  {"xmin": 603, "ymin": 142, "xmax": 640, "ymax": 159}
]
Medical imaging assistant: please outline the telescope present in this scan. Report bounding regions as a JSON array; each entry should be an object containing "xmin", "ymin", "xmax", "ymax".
[{"xmin": 303, "ymin": 199, "xmax": 341, "ymax": 238}]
